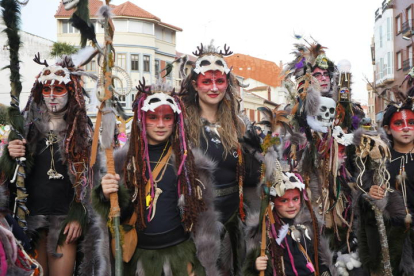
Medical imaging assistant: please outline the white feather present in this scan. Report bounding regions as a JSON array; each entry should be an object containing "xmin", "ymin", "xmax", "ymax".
[
  {"xmin": 276, "ymin": 224, "xmax": 289, "ymax": 245},
  {"xmin": 71, "ymin": 47, "xmax": 97, "ymax": 68}
]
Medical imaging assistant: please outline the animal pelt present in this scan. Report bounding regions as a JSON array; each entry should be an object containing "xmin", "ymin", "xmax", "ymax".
[
  {"xmin": 27, "ymin": 215, "xmax": 66, "ymax": 258},
  {"xmin": 95, "ymin": 143, "xmax": 222, "ymax": 275},
  {"xmin": 307, "ymin": 115, "xmax": 328, "ymax": 133},
  {"xmin": 352, "ymin": 128, "xmax": 390, "ymax": 148},
  {"xmin": 305, "ymin": 84, "xmax": 321, "ymax": 117}
]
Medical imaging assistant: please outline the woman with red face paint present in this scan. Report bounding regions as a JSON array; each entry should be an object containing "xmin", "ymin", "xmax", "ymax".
[
  {"xmin": 180, "ymin": 43, "xmax": 262, "ymax": 275},
  {"xmin": 357, "ymin": 91, "xmax": 414, "ymax": 275},
  {"xmin": 96, "ymin": 82, "xmax": 221, "ymax": 275}
]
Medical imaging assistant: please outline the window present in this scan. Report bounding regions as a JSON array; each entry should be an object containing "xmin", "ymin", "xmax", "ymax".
[
  {"xmin": 379, "ymin": 57, "xmax": 384, "ymax": 79},
  {"xmin": 154, "ymin": 60, "xmax": 160, "ymax": 78},
  {"xmin": 387, "ymin": 52, "xmax": 392, "ymax": 75},
  {"xmin": 61, "ymin": 20, "xmax": 79, "ymax": 34},
  {"xmin": 387, "ymin": 17, "xmax": 391, "ymax": 41},
  {"xmin": 131, "ymin": 54, "xmax": 139, "ymax": 71},
  {"xmin": 408, "ymin": 6, "xmax": 413, "ymax": 28},
  {"xmin": 131, "ymin": 93, "xmax": 136, "ymax": 104},
  {"xmin": 118, "ymin": 95, "xmax": 126, "ymax": 108},
  {"xmin": 85, "ymin": 60, "xmax": 96, "ymax": 72},
  {"xmin": 116, "ymin": 53, "xmax": 126, "ymax": 70},
  {"xmin": 408, "ymin": 45, "xmax": 413, "ymax": 68},
  {"xmin": 113, "ymin": 19, "xmax": 128, "ymax": 32},
  {"xmin": 397, "ymin": 51, "xmax": 402, "ymax": 70},
  {"xmin": 379, "ymin": 26, "xmax": 383, "ymax": 48},
  {"xmin": 143, "ymin": 55, "xmax": 150, "ymax": 72},
  {"xmin": 396, "ymin": 15, "xmax": 402, "ymax": 34}
]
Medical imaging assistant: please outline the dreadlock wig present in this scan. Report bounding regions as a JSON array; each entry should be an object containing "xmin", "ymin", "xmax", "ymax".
[{"xmin": 124, "ymin": 80, "xmax": 206, "ymax": 232}]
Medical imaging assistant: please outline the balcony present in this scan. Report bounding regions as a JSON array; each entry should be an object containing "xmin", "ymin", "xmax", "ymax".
[
  {"xmin": 403, "ymin": 59, "xmax": 413, "ymax": 72},
  {"xmin": 382, "ymin": 0, "xmax": 393, "ymax": 11},
  {"xmin": 375, "ymin": 8, "xmax": 381, "ymax": 21},
  {"xmin": 402, "ymin": 19, "xmax": 414, "ymax": 40}
]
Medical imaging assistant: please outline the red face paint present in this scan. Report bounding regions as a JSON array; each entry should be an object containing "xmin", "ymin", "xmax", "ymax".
[
  {"xmin": 194, "ymin": 70, "xmax": 228, "ymax": 108},
  {"xmin": 145, "ymin": 105, "xmax": 175, "ymax": 145},
  {"xmin": 390, "ymin": 110, "xmax": 414, "ymax": 132},
  {"xmin": 273, "ymin": 189, "xmax": 301, "ymax": 219}
]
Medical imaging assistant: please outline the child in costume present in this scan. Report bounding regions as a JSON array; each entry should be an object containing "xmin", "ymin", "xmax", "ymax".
[
  {"xmin": 96, "ymin": 81, "xmax": 220, "ymax": 275},
  {"xmin": 356, "ymin": 87, "xmax": 414, "ymax": 275},
  {"xmin": 1, "ymin": 54, "xmax": 100, "ymax": 276}
]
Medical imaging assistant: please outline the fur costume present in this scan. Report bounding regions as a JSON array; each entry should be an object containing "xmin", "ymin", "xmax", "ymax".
[
  {"xmin": 92, "ymin": 144, "xmax": 221, "ymax": 275},
  {"xmin": 243, "ymin": 209, "xmax": 336, "ymax": 276},
  {"xmin": 354, "ymin": 128, "xmax": 414, "ymax": 276}
]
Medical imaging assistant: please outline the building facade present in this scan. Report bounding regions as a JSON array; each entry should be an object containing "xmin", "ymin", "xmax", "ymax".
[
  {"xmin": 0, "ymin": 24, "xmax": 54, "ymax": 109},
  {"xmin": 370, "ymin": 0, "xmax": 414, "ymax": 125},
  {"xmin": 55, "ymin": 0, "xmax": 182, "ymax": 116}
]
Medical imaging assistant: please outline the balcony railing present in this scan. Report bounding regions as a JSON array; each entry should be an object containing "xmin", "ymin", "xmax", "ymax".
[
  {"xmin": 403, "ymin": 58, "xmax": 413, "ymax": 72},
  {"xmin": 402, "ymin": 19, "xmax": 414, "ymax": 39}
]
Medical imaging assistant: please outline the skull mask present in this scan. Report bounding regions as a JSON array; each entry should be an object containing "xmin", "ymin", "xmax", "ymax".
[
  {"xmin": 38, "ymin": 66, "xmax": 72, "ymax": 85},
  {"xmin": 316, "ymin": 97, "xmax": 336, "ymax": 128},
  {"xmin": 62, "ymin": 0, "xmax": 80, "ymax": 10},
  {"xmin": 194, "ymin": 55, "xmax": 230, "ymax": 75}
]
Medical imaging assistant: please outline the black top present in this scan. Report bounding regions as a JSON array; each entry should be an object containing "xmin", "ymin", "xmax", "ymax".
[
  {"xmin": 142, "ymin": 142, "xmax": 182, "ymax": 234},
  {"xmin": 26, "ymin": 135, "xmax": 73, "ymax": 216},
  {"xmin": 388, "ymin": 148, "xmax": 414, "ymax": 214},
  {"xmin": 199, "ymin": 120, "xmax": 239, "ymax": 223}
]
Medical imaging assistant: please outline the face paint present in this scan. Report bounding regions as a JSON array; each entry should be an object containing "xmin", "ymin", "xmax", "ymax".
[
  {"xmin": 312, "ymin": 67, "xmax": 331, "ymax": 93},
  {"xmin": 273, "ymin": 188, "xmax": 301, "ymax": 219},
  {"xmin": 194, "ymin": 70, "xmax": 227, "ymax": 108},
  {"xmin": 390, "ymin": 110, "xmax": 414, "ymax": 132},
  {"xmin": 42, "ymin": 82, "xmax": 69, "ymax": 113},
  {"xmin": 145, "ymin": 105, "xmax": 175, "ymax": 145}
]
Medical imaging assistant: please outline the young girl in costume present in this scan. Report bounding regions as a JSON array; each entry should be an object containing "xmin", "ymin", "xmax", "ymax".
[
  {"xmin": 180, "ymin": 43, "xmax": 256, "ymax": 275},
  {"xmin": 357, "ymin": 88, "xmax": 414, "ymax": 275},
  {"xmin": 243, "ymin": 129, "xmax": 333, "ymax": 276},
  {"xmin": 2, "ymin": 55, "xmax": 99, "ymax": 276},
  {"xmin": 96, "ymin": 81, "xmax": 220, "ymax": 275}
]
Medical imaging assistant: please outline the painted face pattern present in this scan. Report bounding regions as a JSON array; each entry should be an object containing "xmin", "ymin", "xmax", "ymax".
[
  {"xmin": 196, "ymin": 70, "xmax": 228, "ymax": 94},
  {"xmin": 390, "ymin": 110, "xmax": 414, "ymax": 132},
  {"xmin": 42, "ymin": 83, "xmax": 69, "ymax": 113},
  {"xmin": 145, "ymin": 105, "xmax": 175, "ymax": 145},
  {"xmin": 274, "ymin": 188, "xmax": 301, "ymax": 219}
]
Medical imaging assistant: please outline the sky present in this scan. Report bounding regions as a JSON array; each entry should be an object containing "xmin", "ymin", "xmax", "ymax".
[{"xmin": 19, "ymin": 0, "xmax": 385, "ymax": 103}]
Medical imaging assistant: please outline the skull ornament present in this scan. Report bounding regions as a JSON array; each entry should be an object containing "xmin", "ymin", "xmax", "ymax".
[
  {"xmin": 270, "ymin": 171, "xmax": 305, "ymax": 197},
  {"xmin": 38, "ymin": 66, "xmax": 71, "ymax": 85},
  {"xmin": 316, "ymin": 97, "xmax": 336, "ymax": 128},
  {"xmin": 62, "ymin": 0, "xmax": 80, "ymax": 10},
  {"xmin": 194, "ymin": 55, "xmax": 230, "ymax": 75}
]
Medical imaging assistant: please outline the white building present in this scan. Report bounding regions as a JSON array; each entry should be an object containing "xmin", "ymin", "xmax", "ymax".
[{"xmin": 0, "ymin": 24, "xmax": 54, "ymax": 109}]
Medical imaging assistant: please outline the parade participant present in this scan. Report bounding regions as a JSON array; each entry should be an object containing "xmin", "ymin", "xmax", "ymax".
[
  {"xmin": 180, "ymin": 43, "xmax": 250, "ymax": 275},
  {"xmin": 357, "ymin": 89, "xmax": 414, "ymax": 275},
  {"xmin": 1, "ymin": 54, "xmax": 99, "ymax": 276},
  {"xmin": 95, "ymin": 81, "xmax": 220, "ymax": 275},
  {"xmin": 243, "ymin": 133, "xmax": 333, "ymax": 276}
]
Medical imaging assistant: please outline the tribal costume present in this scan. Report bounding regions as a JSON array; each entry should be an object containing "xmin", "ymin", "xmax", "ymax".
[{"xmin": 92, "ymin": 81, "xmax": 221, "ymax": 275}]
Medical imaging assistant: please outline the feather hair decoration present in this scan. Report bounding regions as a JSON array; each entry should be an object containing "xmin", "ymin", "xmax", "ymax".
[{"xmin": 258, "ymin": 106, "xmax": 289, "ymax": 133}]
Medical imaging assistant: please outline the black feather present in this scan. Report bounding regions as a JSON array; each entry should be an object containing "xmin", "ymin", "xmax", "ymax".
[{"xmin": 70, "ymin": 13, "xmax": 97, "ymax": 46}]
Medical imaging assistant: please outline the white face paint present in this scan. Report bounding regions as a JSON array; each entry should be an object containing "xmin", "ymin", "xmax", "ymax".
[
  {"xmin": 316, "ymin": 97, "xmax": 336, "ymax": 128},
  {"xmin": 42, "ymin": 83, "xmax": 69, "ymax": 113},
  {"xmin": 62, "ymin": 0, "xmax": 80, "ymax": 10},
  {"xmin": 141, "ymin": 93, "xmax": 181, "ymax": 114}
]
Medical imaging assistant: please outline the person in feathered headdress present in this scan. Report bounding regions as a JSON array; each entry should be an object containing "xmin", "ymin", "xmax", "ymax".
[
  {"xmin": 95, "ymin": 80, "xmax": 221, "ymax": 275},
  {"xmin": 0, "ymin": 52, "xmax": 100, "ymax": 275}
]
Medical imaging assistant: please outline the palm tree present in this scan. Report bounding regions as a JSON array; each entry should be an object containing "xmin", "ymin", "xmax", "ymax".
[{"xmin": 50, "ymin": 42, "xmax": 78, "ymax": 57}]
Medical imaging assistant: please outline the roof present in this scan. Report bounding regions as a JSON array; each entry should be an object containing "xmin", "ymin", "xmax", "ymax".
[
  {"xmin": 225, "ymin": 53, "xmax": 284, "ymax": 87},
  {"xmin": 55, "ymin": 0, "xmax": 182, "ymax": 31},
  {"xmin": 246, "ymin": 86, "xmax": 269, "ymax": 92}
]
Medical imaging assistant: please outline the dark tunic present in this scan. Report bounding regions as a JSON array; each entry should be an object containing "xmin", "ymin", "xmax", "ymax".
[
  {"xmin": 388, "ymin": 149, "xmax": 414, "ymax": 214},
  {"xmin": 137, "ymin": 142, "xmax": 187, "ymax": 249},
  {"xmin": 199, "ymin": 122, "xmax": 239, "ymax": 223},
  {"xmin": 26, "ymin": 136, "xmax": 73, "ymax": 216}
]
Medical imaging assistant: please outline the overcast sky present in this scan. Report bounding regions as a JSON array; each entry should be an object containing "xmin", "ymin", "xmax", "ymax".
[{"xmin": 19, "ymin": 0, "xmax": 385, "ymax": 102}]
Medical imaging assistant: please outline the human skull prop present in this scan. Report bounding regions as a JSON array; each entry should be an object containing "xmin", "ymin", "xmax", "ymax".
[
  {"xmin": 62, "ymin": 0, "xmax": 80, "ymax": 10},
  {"xmin": 316, "ymin": 97, "xmax": 336, "ymax": 128}
]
